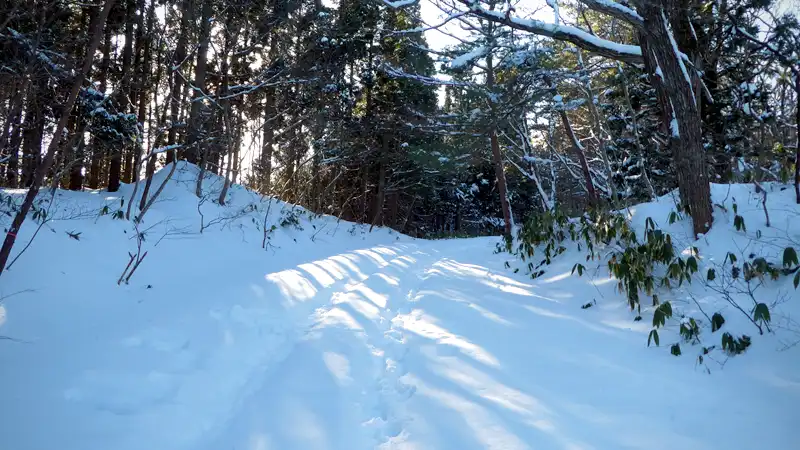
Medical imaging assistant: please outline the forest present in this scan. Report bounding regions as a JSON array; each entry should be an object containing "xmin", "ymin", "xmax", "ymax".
[{"xmin": 1, "ymin": 0, "xmax": 800, "ymax": 273}]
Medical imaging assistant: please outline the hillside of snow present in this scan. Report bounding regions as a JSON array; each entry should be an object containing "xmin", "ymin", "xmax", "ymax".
[{"xmin": 0, "ymin": 164, "xmax": 798, "ymax": 450}]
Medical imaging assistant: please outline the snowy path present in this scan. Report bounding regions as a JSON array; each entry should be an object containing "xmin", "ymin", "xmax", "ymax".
[
  {"xmin": 197, "ymin": 239, "xmax": 796, "ymax": 450},
  {"xmin": 2, "ymin": 234, "xmax": 798, "ymax": 450}
]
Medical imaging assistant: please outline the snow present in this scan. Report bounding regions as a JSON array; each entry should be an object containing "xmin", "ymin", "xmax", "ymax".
[
  {"xmin": 449, "ymin": 46, "xmax": 487, "ymax": 69},
  {"xmin": 1, "ymin": 166, "xmax": 799, "ymax": 450},
  {"xmin": 587, "ymin": 0, "xmax": 643, "ymax": 23},
  {"xmin": 545, "ymin": 0, "xmax": 560, "ymax": 25},
  {"xmin": 382, "ymin": 0, "xmax": 417, "ymax": 8},
  {"xmin": 476, "ymin": 9, "xmax": 642, "ymax": 60},
  {"xmin": 670, "ymin": 117, "xmax": 680, "ymax": 137},
  {"xmin": 662, "ymin": 10, "xmax": 696, "ymax": 104}
]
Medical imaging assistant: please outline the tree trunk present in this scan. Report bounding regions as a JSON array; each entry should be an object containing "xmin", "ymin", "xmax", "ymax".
[
  {"xmin": 577, "ymin": 49, "xmax": 618, "ymax": 204},
  {"xmin": 2, "ymin": 88, "xmax": 24, "ymax": 188},
  {"xmin": 795, "ymin": 77, "xmax": 800, "ymax": 204},
  {"xmin": 68, "ymin": 133, "xmax": 86, "ymax": 190},
  {"xmin": 88, "ymin": 26, "xmax": 113, "ymax": 189},
  {"xmin": 0, "ymin": 0, "xmax": 114, "ymax": 277},
  {"xmin": 186, "ymin": 0, "xmax": 213, "ymax": 166},
  {"xmin": 369, "ymin": 158, "xmax": 386, "ymax": 232},
  {"xmin": 485, "ymin": 12, "xmax": 513, "ymax": 237},
  {"xmin": 166, "ymin": 0, "xmax": 191, "ymax": 163},
  {"xmin": 20, "ymin": 81, "xmax": 45, "ymax": 188},
  {"xmin": 559, "ymin": 109, "xmax": 598, "ymax": 204},
  {"xmin": 639, "ymin": 2, "xmax": 713, "ymax": 236},
  {"xmin": 110, "ymin": 0, "xmax": 135, "ymax": 189}
]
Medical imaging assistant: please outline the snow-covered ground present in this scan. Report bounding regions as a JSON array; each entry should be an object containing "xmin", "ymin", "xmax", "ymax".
[{"xmin": 0, "ymin": 164, "xmax": 798, "ymax": 450}]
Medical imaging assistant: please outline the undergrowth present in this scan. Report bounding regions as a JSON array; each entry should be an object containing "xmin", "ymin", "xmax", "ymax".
[{"xmin": 499, "ymin": 204, "xmax": 800, "ymax": 368}]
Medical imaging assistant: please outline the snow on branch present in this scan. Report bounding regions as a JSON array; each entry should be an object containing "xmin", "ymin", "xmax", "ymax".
[
  {"xmin": 383, "ymin": 0, "xmax": 418, "ymax": 8},
  {"xmin": 449, "ymin": 46, "xmax": 487, "ymax": 69},
  {"xmin": 577, "ymin": 0, "xmax": 644, "ymax": 29},
  {"xmin": 459, "ymin": 2, "xmax": 643, "ymax": 64},
  {"xmin": 378, "ymin": 60, "xmax": 484, "ymax": 91}
]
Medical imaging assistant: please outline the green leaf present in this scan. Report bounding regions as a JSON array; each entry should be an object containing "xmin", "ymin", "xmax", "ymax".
[
  {"xmin": 707, "ymin": 268, "xmax": 716, "ymax": 281},
  {"xmin": 783, "ymin": 247, "xmax": 799, "ymax": 268},
  {"xmin": 659, "ymin": 301, "xmax": 673, "ymax": 318},
  {"xmin": 670, "ymin": 343, "xmax": 682, "ymax": 356},
  {"xmin": 686, "ymin": 256, "xmax": 698, "ymax": 273},
  {"xmin": 725, "ymin": 252, "xmax": 737, "ymax": 265},
  {"xmin": 652, "ymin": 309, "xmax": 664, "ymax": 328},
  {"xmin": 648, "ymin": 329, "xmax": 660, "ymax": 347},
  {"xmin": 668, "ymin": 211, "xmax": 678, "ymax": 224},
  {"xmin": 794, "ymin": 271, "xmax": 799, "ymax": 289},
  {"xmin": 722, "ymin": 332, "xmax": 732, "ymax": 351},
  {"xmin": 753, "ymin": 303, "xmax": 771, "ymax": 323},
  {"xmin": 734, "ymin": 215, "xmax": 746, "ymax": 232},
  {"xmin": 711, "ymin": 312, "xmax": 725, "ymax": 332}
]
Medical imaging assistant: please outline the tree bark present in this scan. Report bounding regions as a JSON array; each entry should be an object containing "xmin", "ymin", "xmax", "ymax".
[
  {"xmin": 88, "ymin": 26, "xmax": 112, "ymax": 189},
  {"xmin": 166, "ymin": 0, "xmax": 191, "ymax": 164},
  {"xmin": 20, "ymin": 80, "xmax": 45, "ymax": 188},
  {"xmin": 1, "ymin": 88, "xmax": 24, "ymax": 188},
  {"xmin": 0, "ymin": 0, "xmax": 115, "ymax": 277},
  {"xmin": 639, "ymin": 3, "xmax": 713, "ymax": 236},
  {"xmin": 109, "ymin": 0, "xmax": 135, "ymax": 191},
  {"xmin": 485, "ymin": 7, "xmax": 513, "ymax": 237},
  {"xmin": 559, "ymin": 110, "xmax": 598, "ymax": 204},
  {"xmin": 795, "ymin": 77, "xmax": 800, "ymax": 204},
  {"xmin": 186, "ymin": 0, "xmax": 213, "ymax": 166}
]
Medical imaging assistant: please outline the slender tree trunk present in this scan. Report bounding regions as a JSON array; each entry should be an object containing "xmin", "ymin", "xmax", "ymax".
[
  {"xmin": 485, "ymin": 12, "xmax": 513, "ymax": 237},
  {"xmin": 577, "ymin": 50, "xmax": 618, "ymax": 204},
  {"xmin": 109, "ymin": 0, "xmax": 135, "ymax": 191},
  {"xmin": 166, "ymin": 0, "xmax": 191, "ymax": 163},
  {"xmin": 88, "ymin": 27, "xmax": 112, "ymax": 189},
  {"xmin": 370, "ymin": 156, "xmax": 387, "ymax": 232},
  {"xmin": 20, "ymin": 81, "xmax": 45, "ymax": 188},
  {"xmin": 2, "ymin": 88, "xmax": 24, "ymax": 188},
  {"xmin": 559, "ymin": 110, "xmax": 598, "ymax": 204},
  {"xmin": 795, "ymin": 77, "xmax": 800, "ymax": 204},
  {"xmin": 0, "ymin": 0, "xmax": 114, "ymax": 277},
  {"xmin": 186, "ymin": 0, "xmax": 212, "ymax": 166},
  {"xmin": 616, "ymin": 61, "xmax": 656, "ymax": 199},
  {"xmin": 68, "ymin": 132, "xmax": 87, "ymax": 190}
]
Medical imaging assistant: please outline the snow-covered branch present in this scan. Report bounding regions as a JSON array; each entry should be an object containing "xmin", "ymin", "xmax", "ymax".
[
  {"xmin": 457, "ymin": 1, "xmax": 643, "ymax": 64},
  {"xmin": 577, "ymin": 0, "xmax": 644, "ymax": 29}
]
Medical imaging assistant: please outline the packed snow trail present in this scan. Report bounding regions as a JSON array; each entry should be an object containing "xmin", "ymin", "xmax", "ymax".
[
  {"xmin": 1, "ymin": 166, "xmax": 798, "ymax": 450},
  {"xmin": 2, "ymin": 236, "xmax": 799, "ymax": 450},
  {"xmin": 198, "ymin": 238, "xmax": 798, "ymax": 450}
]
